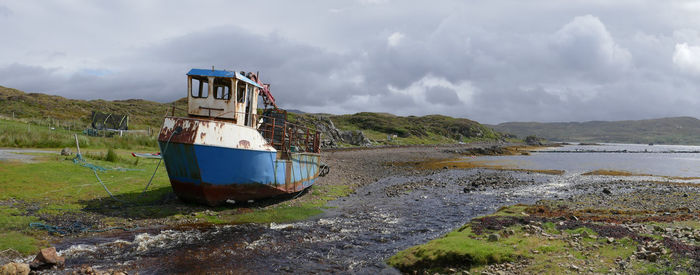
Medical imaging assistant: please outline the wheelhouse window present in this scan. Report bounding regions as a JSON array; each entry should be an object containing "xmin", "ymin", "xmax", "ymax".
[
  {"xmin": 190, "ymin": 76, "xmax": 209, "ymax": 98},
  {"xmin": 213, "ymin": 78, "xmax": 232, "ymax": 100},
  {"xmin": 237, "ymin": 81, "xmax": 247, "ymax": 103}
]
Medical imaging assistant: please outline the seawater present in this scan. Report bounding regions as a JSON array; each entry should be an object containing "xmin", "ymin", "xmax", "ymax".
[{"xmin": 471, "ymin": 143, "xmax": 700, "ymax": 177}]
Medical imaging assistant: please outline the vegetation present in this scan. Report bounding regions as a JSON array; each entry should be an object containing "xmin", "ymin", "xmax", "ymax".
[
  {"xmin": 0, "ymin": 151, "xmax": 353, "ymax": 255},
  {"xmin": 290, "ymin": 112, "xmax": 505, "ymax": 146},
  {"xmin": 387, "ymin": 205, "xmax": 693, "ymax": 274},
  {"xmin": 0, "ymin": 85, "xmax": 187, "ymax": 130},
  {"xmin": 0, "ymin": 118, "xmax": 157, "ymax": 149},
  {"xmin": 492, "ymin": 116, "xmax": 700, "ymax": 145},
  {"xmin": 1, "ymin": 86, "xmax": 508, "ymax": 148}
]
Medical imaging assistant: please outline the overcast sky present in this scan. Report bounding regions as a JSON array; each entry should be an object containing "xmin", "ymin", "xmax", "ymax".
[{"xmin": 1, "ymin": 0, "xmax": 700, "ymax": 124}]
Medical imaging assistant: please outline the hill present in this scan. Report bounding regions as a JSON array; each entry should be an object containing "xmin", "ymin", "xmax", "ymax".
[
  {"xmin": 0, "ymin": 85, "xmax": 187, "ymax": 130},
  {"xmin": 492, "ymin": 117, "xmax": 700, "ymax": 145},
  {"xmin": 0, "ymin": 86, "xmax": 505, "ymax": 147}
]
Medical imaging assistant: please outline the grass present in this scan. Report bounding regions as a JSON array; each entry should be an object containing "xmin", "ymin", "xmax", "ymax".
[
  {"xmin": 0, "ymin": 149, "xmax": 355, "ymax": 255},
  {"xmin": 387, "ymin": 226, "xmax": 515, "ymax": 272},
  {"xmin": 386, "ymin": 204, "xmax": 682, "ymax": 274},
  {"xmin": 290, "ymin": 111, "xmax": 505, "ymax": 146},
  {"xmin": 0, "ymin": 118, "xmax": 158, "ymax": 150},
  {"xmin": 0, "ymin": 232, "xmax": 42, "ymax": 255}
]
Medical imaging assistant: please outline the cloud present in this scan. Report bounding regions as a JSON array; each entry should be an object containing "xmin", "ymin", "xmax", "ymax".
[
  {"xmin": 2, "ymin": 1, "xmax": 700, "ymax": 124},
  {"xmin": 0, "ymin": 5, "xmax": 11, "ymax": 17},
  {"xmin": 387, "ymin": 32, "xmax": 404, "ymax": 47},
  {"xmin": 672, "ymin": 43, "xmax": 700, "ymax": 75},
  {"xmin": 551, "ymin": 15, "xmax": 632, "ymax": 76}
]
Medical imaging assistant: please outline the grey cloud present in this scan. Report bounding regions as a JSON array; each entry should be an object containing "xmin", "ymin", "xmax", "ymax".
[
  {"xmin": 426, "ymin": 86, "xmax": 461, "ymax": 106},
  {"xmin": 2, "ymin": 1, "xmax": 700, "ymax": 124},
  {"xmin": 0, "ymin": 5, "xmax": 11, "ymax": 17}
]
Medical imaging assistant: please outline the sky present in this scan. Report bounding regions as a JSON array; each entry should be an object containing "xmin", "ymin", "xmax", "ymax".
[{"xmin": 1, "ymin": 0, "xmax": 700, "ymax": 124}]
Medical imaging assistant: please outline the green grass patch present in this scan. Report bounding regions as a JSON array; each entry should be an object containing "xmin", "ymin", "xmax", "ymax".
[
  {"xmin": 541, "ymin": 222, "xmax": 560, "ymax": 235},
  {"xmin": 387, "ymin": 225, "xmax": 515, "ymax": 272},
  {"xmin": 0, "ymin": 118, "xmax": 158, "ymax": 150},
  {"xmin": 231, "ymin": 206, "xmax": 324, "ymax": 224},
  {"xmin": 490, "ymin": 204, "xmax": 529, "ymax": 217},
  {"xmin": 0, "ymin": 232, "xmax": 41, "ymax": 255}
]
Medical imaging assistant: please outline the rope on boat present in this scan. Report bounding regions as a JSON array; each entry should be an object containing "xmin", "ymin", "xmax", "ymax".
[{"xmin": 29, "ymin": 222, "xmax": 137, "ymax": 236}]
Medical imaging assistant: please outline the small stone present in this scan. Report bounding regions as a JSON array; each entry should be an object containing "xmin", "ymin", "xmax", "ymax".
[
  {"xmin": 607, "ymin": 237, "xmax": 615, "ymax": 244},
  {"xmin": 488, "ymin": 233, "xmax": 500, "ymax": 242},
  {"xmin": 30, "ymin": 247, "xmax": 65, "ymax": 270},
  {"xmin": 0, "ymin": 262, "xmax": 30, "ymax": 275},
  {"xmin": 602, "ymin": 188, "xmax": 612, "ymax": 195},
  {"xmin": 647, "ymin": 253, "xmax": 658, "ymax": 262},
  {"xmin": 570, "ymin": 264, "xmax": 580, "ymax": 271}
]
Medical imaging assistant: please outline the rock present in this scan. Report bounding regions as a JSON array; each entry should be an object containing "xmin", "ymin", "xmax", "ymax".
[
  {"xmin": 1, "ymin": 262, "xmax": 30, "ymax": 275},
  {"xmin": 602, "ymin": 188, "xmax": 612, "ymax": 195},
  {"xmin": 30, "ymin": 247, "xmax": 65, "ymax": 270},
  {"xmin": 339, "ymin": 130, "xmax": 372, "ymax": 147},
  {"xmin": 607, "ymin": 237, "xmax": 615, "ymax": 244},
  {"xmin": 60, "ymin": 148, "xmax": 72, "ymax": 156},
  {"xmin": 488, "ymin": 233, "xmax": 500, "ymax": 242},
  {"xmin": 524, "ymin": 135, "xmax": 544, "ymax": 146},
  {"xmin": 646, "ymin": 252, "xmax": 658, "ymax": 262}
]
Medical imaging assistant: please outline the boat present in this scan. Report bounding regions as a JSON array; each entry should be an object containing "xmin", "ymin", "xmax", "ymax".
[{"xmin": 157, "ymin": 68, "xmax": 324, "ymax": 206}]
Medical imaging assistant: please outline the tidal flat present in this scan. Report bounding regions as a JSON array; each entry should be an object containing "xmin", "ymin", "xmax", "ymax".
[{"xmin": 0, "ymin": 143, "xmax": 698, "ymax": 274}]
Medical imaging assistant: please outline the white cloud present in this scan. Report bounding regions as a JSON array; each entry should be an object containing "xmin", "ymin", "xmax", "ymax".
[
  {"xmin": 552, "ymin": 15, "xmax": 632, "ymax": 71},
  {"xmin": 387, "ymin": 75, "xmax": 476, "ymax": 106},
  {"xmin": 672, "ymin": 43, "xmax": 700, "ymax": 75},
  {"xmin": 387, "ymin": 32, "xmax": 404, "ymax": 47}
]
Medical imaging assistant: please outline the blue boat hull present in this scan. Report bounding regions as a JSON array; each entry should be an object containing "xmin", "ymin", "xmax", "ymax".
[{"xmin": 158, "ymin": 142, "xmax": 320, "ymax": 205}]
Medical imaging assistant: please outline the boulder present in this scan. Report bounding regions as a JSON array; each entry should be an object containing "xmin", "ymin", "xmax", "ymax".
[
  {"xmin": 0, "ymin": 262, "xmax": 30, "ymax": 275},
  {"xmin": 339, "ymin": 130, "xmax": 372, "ymax": 147},
  {"xmin": 30, "ymin": 247, "xmax": 64, "ymax": 270},
  {"xmin": 60, "ymin": 148, "xmax": 72, "ymax": 156}
]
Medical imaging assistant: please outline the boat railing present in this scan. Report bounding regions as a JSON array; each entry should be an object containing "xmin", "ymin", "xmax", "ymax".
[
  {"xmin": 167, "ymin": 104, "xmax": 320, "ymax": 154},
  {"xmin": 257, "ymin": 113, "xmax": 321, "ymax": 154}
]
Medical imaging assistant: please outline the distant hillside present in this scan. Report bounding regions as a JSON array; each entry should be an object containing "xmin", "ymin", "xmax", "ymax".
[
  {"xmin": 492, "ymin": 117, "xmax": 700, "ymax": 145},
  {"xmin": 0, "ymin": 85, "xmax": 186, "ymax": 129},
  {"xmin": 0, "ymin": 85, "xmax": 504, "ymax": 146}
]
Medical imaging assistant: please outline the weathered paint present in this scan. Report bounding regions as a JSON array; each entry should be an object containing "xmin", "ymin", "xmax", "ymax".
[
  {"xmin": 159, "ymin": 68, "xmax": 320, "ymax": 205},
  {"xmin": 160, "ymin": 117, "xmax": 275, "ymax": 152},
  {"xmin": 158, "ymin": 117, "xmax": 320, "ymax": 206}
]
